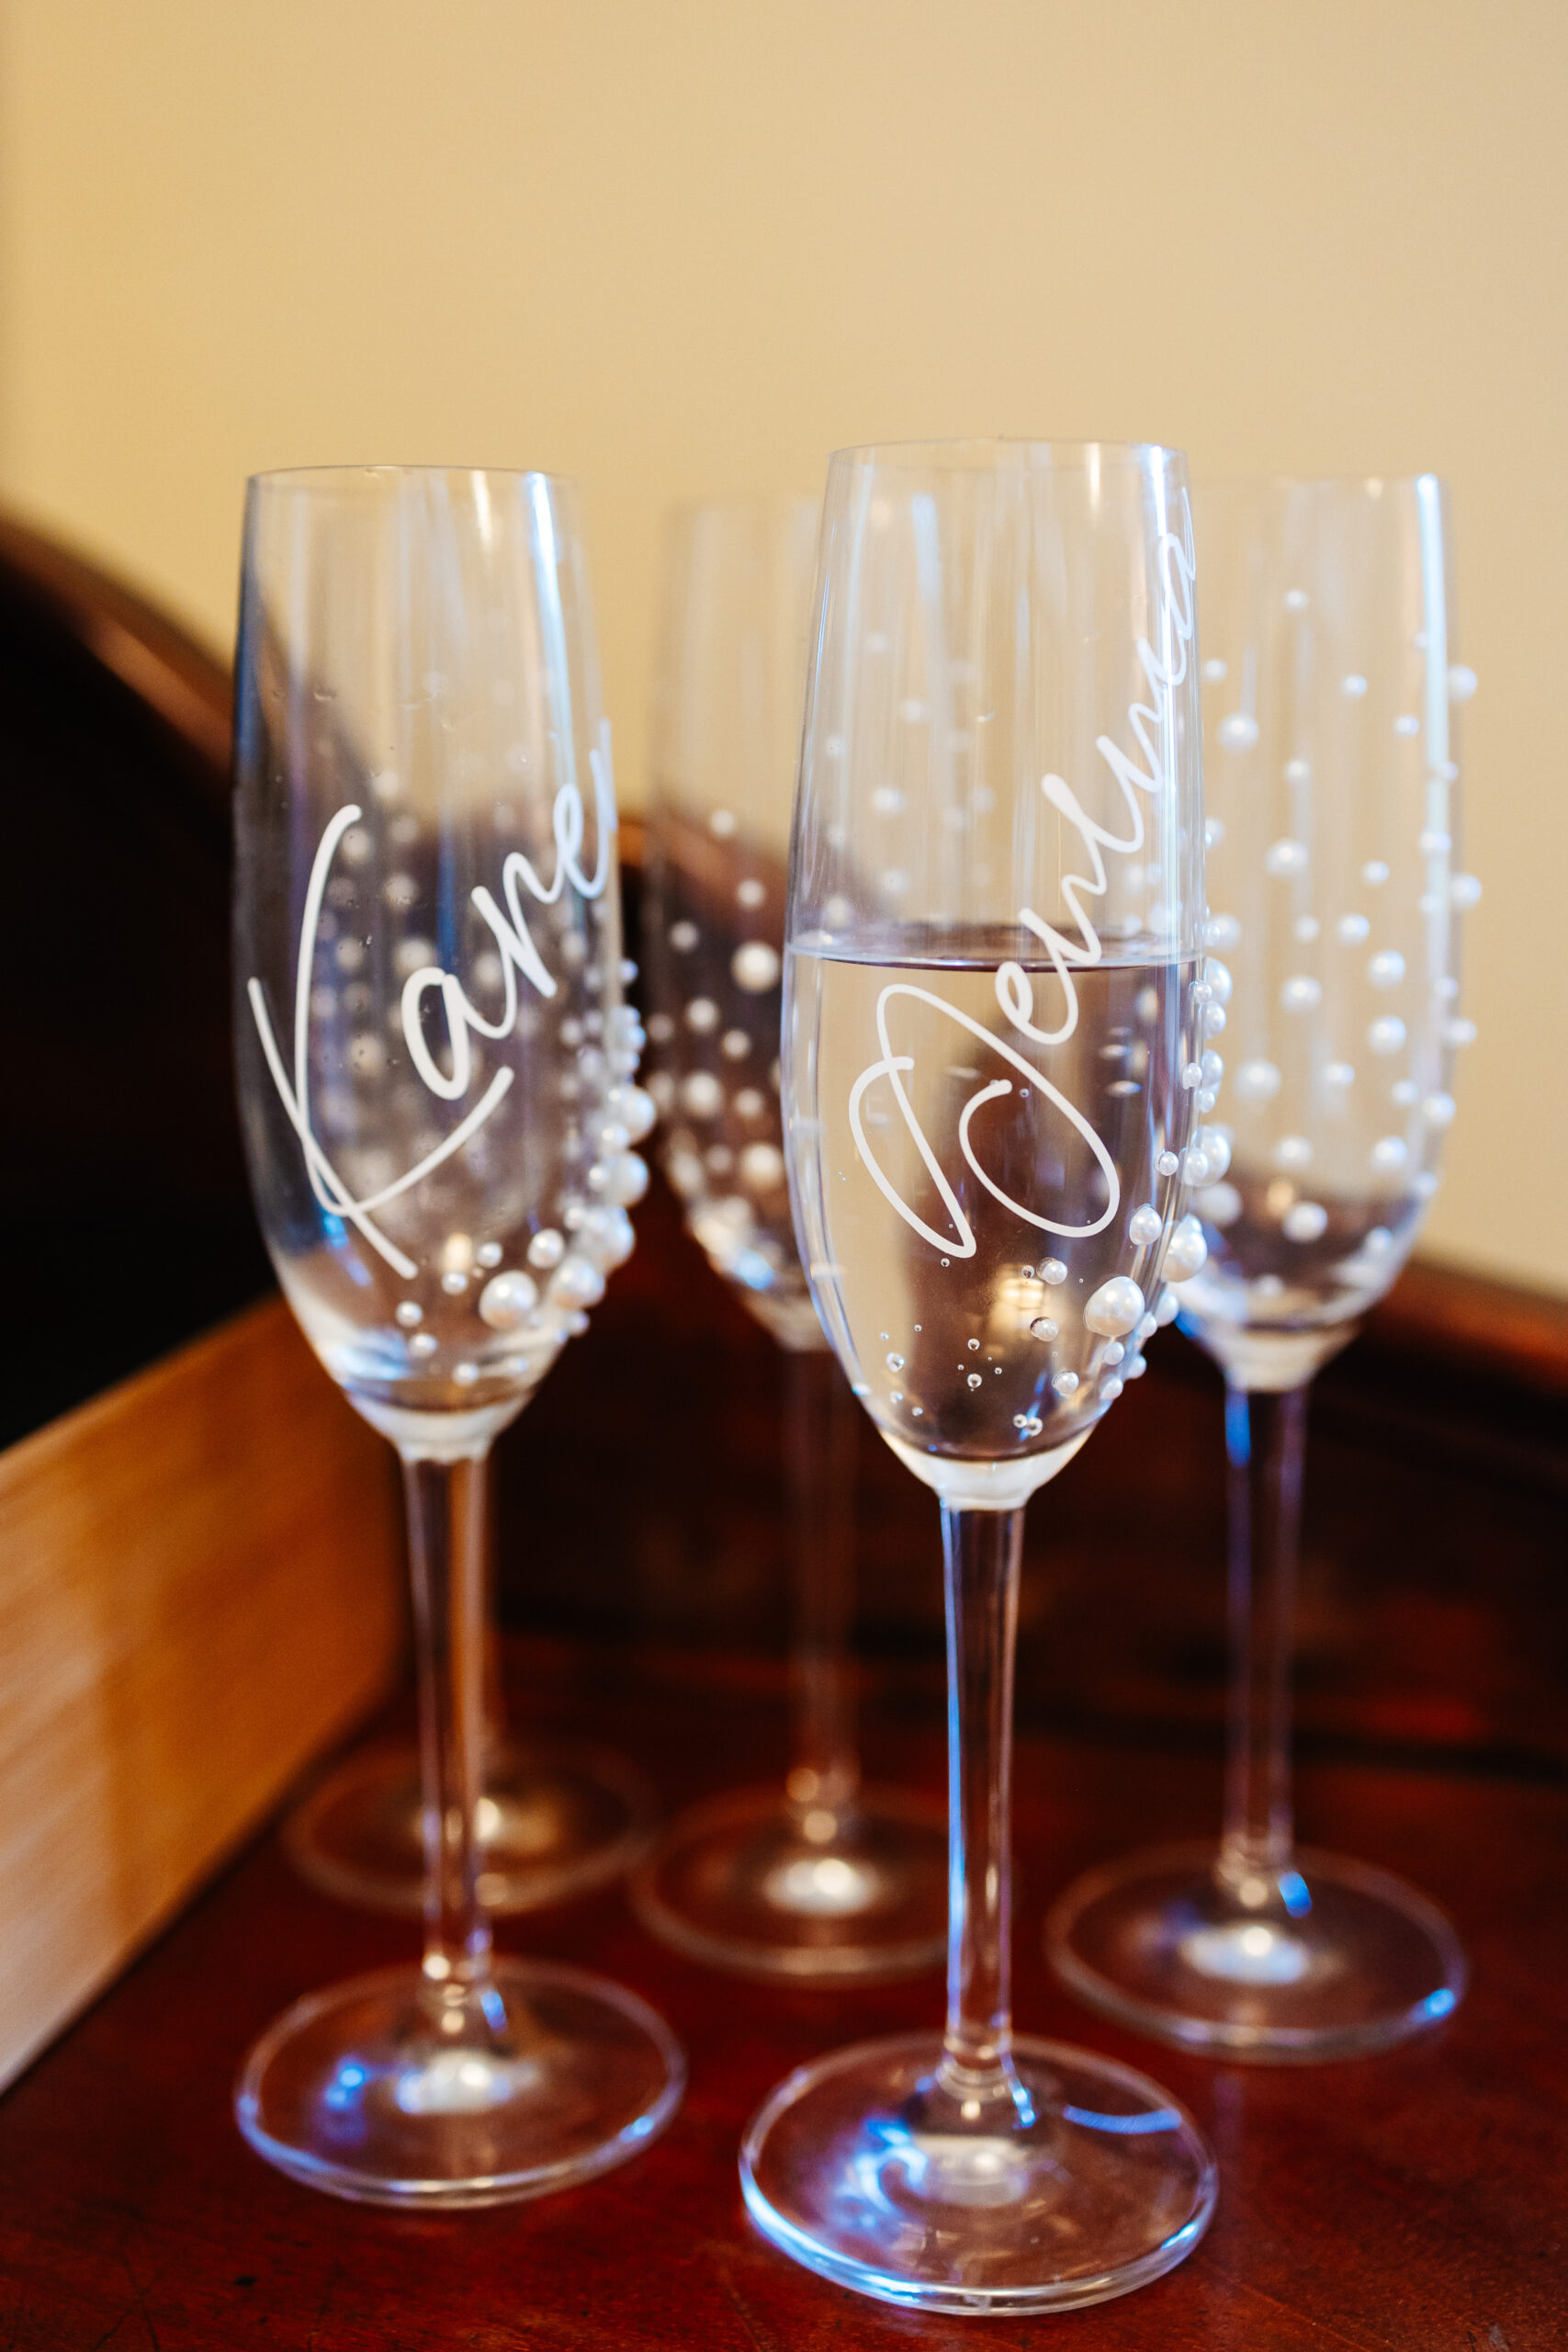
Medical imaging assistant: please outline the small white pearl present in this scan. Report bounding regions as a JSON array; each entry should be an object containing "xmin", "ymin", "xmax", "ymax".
[
  {"xmin": 1085, "ymin": 1275, "xmax": 1146, "ymax": 1337},
  {"xmin": 681, "ymin": 1072, "xmax": 724, "ymax": 1119},
  {"xmin": 479, "ymin": 1272, "xmax": 539, "ymax": 1331},
  {"xmin": 1265, "ymin": 838, "xmax": 1309, "ymax": 878},
  {"xmin": 732, "ymin": 943, "xmax": 782, "ymax": 993},
  {"xmin": 1234, "ymin": 1059, "xmax": 1281, "ymax": 1103},
  {"xmin": 1163, "ymin": 1216, "xmax": 1208, "ymax": 1281},
  {"xmin": 590, "ymin": 1152, "xmax": 649, "ymax": 1206},
  {"xmin": 550, "ymin": 1256, "xmax": 606, "ymax": 1309}
]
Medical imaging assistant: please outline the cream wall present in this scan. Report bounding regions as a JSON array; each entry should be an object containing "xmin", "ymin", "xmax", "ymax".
[{"xmin": 2, "ymin": 0, "xmax": 1562, "ymax": 1289}]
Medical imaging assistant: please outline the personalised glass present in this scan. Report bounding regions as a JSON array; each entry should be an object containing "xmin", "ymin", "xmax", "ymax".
[
  {"xmin": 741, "ymin": 441, "xmax": 1217, "ymax": 2314},
  {"xmin": 1047, "ymin": 476, "xmax": 1473, "ymax": 2059},
  {"xmin": 634, "ymin": 496, "xmax": 946, "ymax": 1979},
  {"xmin": 232, "ymin": 467, "xmax": 682, "ymax": 2205}
]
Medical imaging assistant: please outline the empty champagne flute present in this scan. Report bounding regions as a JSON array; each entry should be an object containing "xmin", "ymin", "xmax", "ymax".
[
  {"xmin": 1046, "ymin": 474, "xmax": 1474, "ymax": 2059},
  {"xmin": 232, "ymin": 465, "xmax": 682, "ymax": 2204},
  {"xmin": 741, "ymin": 439, "xmax": 1218, "ymax": 2313},
  {"xmin": 634, "ymin": 495, "xmax": 947, "ymax": 1978}
]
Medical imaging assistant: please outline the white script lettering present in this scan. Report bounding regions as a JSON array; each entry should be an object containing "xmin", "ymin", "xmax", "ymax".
[
  {"xmin": 850, "ymin": 503, "xmax": 1195, "ymax": 1255},
  {"xmin": 249, "ymin": 721, "xmax": 617, "ymax": 1278}
]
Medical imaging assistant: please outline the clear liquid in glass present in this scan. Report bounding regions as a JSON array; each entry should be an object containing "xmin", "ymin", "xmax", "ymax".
[{"xmin": 784, "ymin": 938, "xmax": 1201, "ymax": 1470}]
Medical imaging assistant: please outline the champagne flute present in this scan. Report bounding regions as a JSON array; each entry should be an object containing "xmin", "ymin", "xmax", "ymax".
[
  {"xmin": 232, "ymin": 465, "xmax": 682, "ymax": 2204},
  {"xmin": 634, "ymin": 495, "xmax": 946, "ymax": 1978},
  {"xmin": 741, "ymin": 439, "xmax": 1218, "ymax": 2313},
  {"xmin": 1047, "ymin": 475, "xmax": 1473, "ymax": 2059}
]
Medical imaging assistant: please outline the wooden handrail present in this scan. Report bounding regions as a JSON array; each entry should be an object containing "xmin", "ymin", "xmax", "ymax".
[{"xmin": 0, "ymin": 512, "xmax": 231, "ymax": 786}]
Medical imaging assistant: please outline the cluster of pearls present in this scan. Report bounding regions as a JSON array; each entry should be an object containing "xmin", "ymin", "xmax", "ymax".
[{"xmin": 388, "ymin": 976, "xmax": 653, "ymax": 1383}]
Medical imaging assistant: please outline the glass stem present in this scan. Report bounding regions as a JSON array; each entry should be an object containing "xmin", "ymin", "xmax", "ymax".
[
  {"xmin": 1218, "ymin": 1379, "xmax": 1310, "ymax": 1897},
  {"xmin": 783, "ymin": 1344, "xmax": 861, "ymax": 1831},
  {"xmin": 401, "ymin": 1444, "xmax": 494, "ymax": 1999},
  {"xmin": 480, "ymin": 1469, "xmax": 508, "ymax": 1771},
  {"xmin": 938, "ymin": 1502, "xmax": 1024, "ymax": 2105}
]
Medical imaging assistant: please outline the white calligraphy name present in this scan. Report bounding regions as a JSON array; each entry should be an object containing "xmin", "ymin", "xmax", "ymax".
[
  {"xmin": 249, "ymin": 720, "xmax": 616, "ymax": 1279},
  {"xmin": 849, "ymin": 503, "xmax": 1195, "ymax": 1257}
]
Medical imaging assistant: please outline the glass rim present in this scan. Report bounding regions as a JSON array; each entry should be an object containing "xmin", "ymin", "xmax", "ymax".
[
  {"xmin": 244, "ymin": 462, "xmax": 578, "ymax": 496},
  {"xmin": 1194, "ymin": 469, "xmax": 1446, "ymax": 499},
  {"xmin": 663, "ymin": 488, "xmax": 818, "ymax": 523},
  {"xmin": 825, "ymin": 435, "xmax": 1187, "ymax": 476}
]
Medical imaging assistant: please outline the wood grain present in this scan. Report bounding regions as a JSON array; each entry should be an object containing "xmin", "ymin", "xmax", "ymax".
[
  {"xmin": 0, "ymin": 1298, "xmax": 400, "ymax": 2088},
  {"xmin": 0, "ymin": 1641, "xmax": 1562, "ymax": 2350}
]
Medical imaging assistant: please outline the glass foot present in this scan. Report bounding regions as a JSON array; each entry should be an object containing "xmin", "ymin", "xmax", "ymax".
[
  {"xmin": 631, "ymin": 1786, "xmax": 948, "ymax": 1981},
  {"xmin": 283, "ymin": 1739, "xmax": 658, "ymax": 1916},
  {"xmin": 236, "ymin": 1959, "xmax": 684, "ymax": 2208},
  {"xmin": 739, "ymin": 2030, "xmax": 1215, "ymax": 2315},
  {"xmin": 1045, "ymin": 1840, "xmax": 1468, "ymax": 2062}
]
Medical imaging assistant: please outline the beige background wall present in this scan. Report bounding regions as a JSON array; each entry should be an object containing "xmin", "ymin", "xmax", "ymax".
[{"xmin": 1, "ymin": 0, "xmax": 1562, "ymax": 1289}]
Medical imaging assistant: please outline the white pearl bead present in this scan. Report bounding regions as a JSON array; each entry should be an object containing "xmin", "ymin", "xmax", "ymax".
[
  {"xmin": 479, "ymin": 1272, "xmax": 538, "ymax": 1331},
  {"xmin": 1085, "ymin": 1276, "xmax": 1146, "ymax": 1339}
]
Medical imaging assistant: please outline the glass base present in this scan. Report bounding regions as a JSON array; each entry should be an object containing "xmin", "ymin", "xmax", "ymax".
[
  {"xmin": 236, "ymin": 1959, "xmax": 684, "ymax": 2208},
  {"xmin": 740, "ymin": 2031, "xmax": 1215, "ymax": 2315},
  {"xmin": 283, "ymin": 1739, "xmax": 658, "ymax": 1916},
  {"xmin": 630, "ymin": 1786, "xmax": 948, "ymax": 1982},
  {"xmin": 1045, "ymin": 1840, "xmax": 1468, "ymax": 2062}
]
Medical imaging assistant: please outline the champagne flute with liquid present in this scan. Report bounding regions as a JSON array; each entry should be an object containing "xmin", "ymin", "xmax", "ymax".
[{"xmin": 740, "ymin": 438, "xmax": 1219, "ymax": 2314}]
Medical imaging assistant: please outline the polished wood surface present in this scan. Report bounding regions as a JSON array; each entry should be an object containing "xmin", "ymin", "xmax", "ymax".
[
  {"xmin": 0, "ymin": 1642, "xmax": 1560, "ymax": 2348},
  {"xmin": 0, "ymin": 1178, "xmax": 1562, "ymax": 2346},
  {"xmin": 0, "ymin": 1300, "xmax": 401, "ymax": 2089}
]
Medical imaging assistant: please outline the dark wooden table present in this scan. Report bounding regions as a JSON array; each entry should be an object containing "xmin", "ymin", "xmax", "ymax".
[
  {"xmin": 0, "ymin": 1636, "xmax": 1562, "ymax": 2349},
  {"xmin": 3, "ymin": 1183, "xmax": 1565, "ymax": 2348}
]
